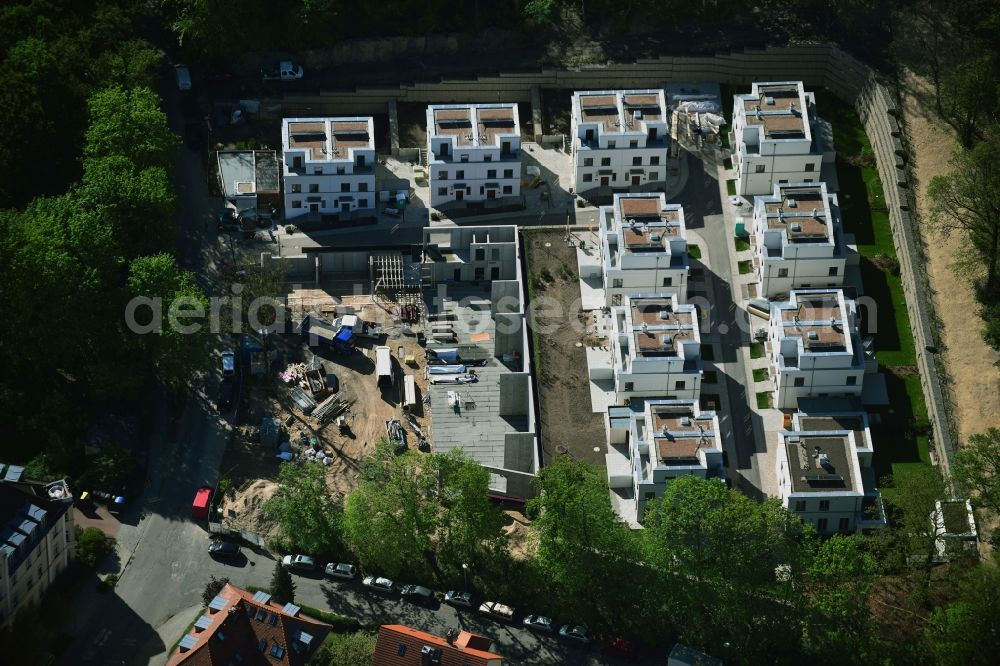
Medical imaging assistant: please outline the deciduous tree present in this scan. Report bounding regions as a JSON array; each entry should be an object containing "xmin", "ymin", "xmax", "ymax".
[
  {"xmin": 954, "ymin": 428, "xmax": 1000, "ymax": 515},
  {"xmin": 84, "ymin": 86, "xmax": 178, "ymax": 170},
  {"xmin": 264, "ymin": 461, "xmax": 344, "ymax": 557}
]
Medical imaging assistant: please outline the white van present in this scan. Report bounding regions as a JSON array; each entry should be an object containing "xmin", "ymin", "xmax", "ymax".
[
  {"xmin": 174, "ymin": 65, "xmax": 192, "ymax": 91},
  {"xmin": 375, "ymin": 346, "xmax": 393, "ymax": 387}
]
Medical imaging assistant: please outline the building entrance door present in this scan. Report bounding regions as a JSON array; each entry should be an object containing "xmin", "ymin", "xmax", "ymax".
[
  {"xmin": 600, "ymin": 176, "xmax": 609, "ymax": 187},
  {"xmin": 456, "ymin": 190, "xmax": 464, "ymax": 201},
  {"xmin": 632, "ymin": 175, "xmax": 641, "ymax": 185}
]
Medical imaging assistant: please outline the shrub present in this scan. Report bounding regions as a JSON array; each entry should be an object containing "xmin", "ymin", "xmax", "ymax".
[
  {"xmin": 430, "ymin": 212, "xmax": 441, "ymax": 221},
  {"xmin": 576, "ymin": 198, "xmax": 585, "ymax": 208},
  {"xmin": 298, "ymin": 604, "xmax": 362, "ymax": 632},
  {"xmin": 202, "ymin": 576, "xmax": 230, "ymax": 606},
  {"xmin": 311, "ymin": 631, "xmax": 376, "ymax": 666},
  {"xmin": 76, "ymin": 526, "xmax": 114, "ymax": 568}
]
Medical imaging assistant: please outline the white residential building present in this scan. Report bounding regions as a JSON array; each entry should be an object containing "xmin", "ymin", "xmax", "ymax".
[
  {"xmin": 610, "ymin": 294, "xmax": 702, "ymax": 403},
  {"xmin": 752, "ymin": 181, "xmax": 846, "ymax": 297},
  {"xmin": 775, "ymin": 410, "xmax": 886, "ymax": 535},
  {"xmin": 730, "ymin": 82, "xmax": 835, "ymax": 196},
  {"xmin": 426, "ymin": 104, "xmax": 521, "ymax": 208},
  {"xmin": 599, "ymin": 193, "xmax": 689, "ymax": 307},
  {"xmin": 0, "ymin": 468, "xmax": 74, "ymax": 630},
  {"xmin": 281, "ymin": 117, "xmax": 376, "ymax": 220},
  {"xmin": 769, "ymin": 289, "xmax": 872, "ymax": 409},
  {"xmin": 571, "ymin": 90, "xmax": 669, "ymax": 196},
  {"xmin": 606, "ymin": 400, "xmax": 724, "ymax": 526}
]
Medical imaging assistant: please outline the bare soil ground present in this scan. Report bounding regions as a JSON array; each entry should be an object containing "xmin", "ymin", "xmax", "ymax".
[
  {"xmin": 524, "ymin": 230, "xmax": 606, "ymax": 466},
  {"xmin": 217, "ymin": 291, "xmax": 431, "ymax": 537},
  {"xmin": 900, "ymin": 72, "xmax": 1000, "ymax": 444}
]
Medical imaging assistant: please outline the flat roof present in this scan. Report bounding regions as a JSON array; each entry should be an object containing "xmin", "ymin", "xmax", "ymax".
[
  {"xmin": 648, "ymin": 403, "xmax": 720, "ymax": 465},
  {"xmin": 428, "ymin": 287, "xmax": 530, "ymax": 470},
  {"xmin": 284, "ymin": 117, "xmax": 373, "ymax": 161},
  {"xmin": 217, "ymin": 150, "xmax": 280, "ymax": 198},
  {"xmin": 739, "ymin": 82, "xmax": 809, "ymax": 140},
  {"xmin": 617, "ymin": 196, "xmax": 684, "ymax": 253},
  {"xmin": 777, "ymin": 293, "xmax": 847, "ymax": 351},
  {"xmin": 574, "ymin": 89, "xmax": 666, "ymax": 133},
  {"xmin": 797, "ymin": 413, "xmax": 870, "ymax": 449},
  {"xmin": 476, "ymin": 107, "xmax": 516, "ymax": 146},
  {"xmin": 627, "ymin": 296, "xmax": 697, "ymax": 358},
  {"xmin": 784, "ymin": 434, "xmax": 857, "ymax": 493},
  {"xmin": 763, "ymin": 186, "xmax": 829, "ymax": 239},
  {"xmin": 430, "ymin": 104, "xmax": 518, "ymax": 148}
]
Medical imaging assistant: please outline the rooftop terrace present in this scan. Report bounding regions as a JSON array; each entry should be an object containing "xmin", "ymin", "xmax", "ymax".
[{"xmin": 784, "ymin": 433, "xmax": 857, "ymax": 493}]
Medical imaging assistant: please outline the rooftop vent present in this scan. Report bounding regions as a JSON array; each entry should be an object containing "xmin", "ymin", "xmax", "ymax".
[
  {"xmin": 634, "ymin": 110, "xmax": 643, "ymax": 120},
  {"xmin": 650, "ymin": 232, "xmax": 662, "ymax": 242},
  {"xmin": 807, "ymin": 330, "xmax": 819, "ymax": 340},
  {"xmin": 765, "ymin": 96, "xmax": 775, "ymax": 105},
  {"xmin": 787, "ymin": 198, "xmax": 798, "ymax": 208},
  {"xmin": 659, "ymin": 309, "xmax": 671, "ymax": 320},
  {"xmin": 660, "ymin": 334, "xmax": 674, "ymax": 345},
  {"xmin": 790, "ymin": 223, "xmax": 802, "ymax": 232},
  {"xmin": 811, "ymin": 207, "xmax": 818, "ymax": 217},
  {"xmin": 680, "ymin": 416, "xmax": 692, "ymax": 426}
]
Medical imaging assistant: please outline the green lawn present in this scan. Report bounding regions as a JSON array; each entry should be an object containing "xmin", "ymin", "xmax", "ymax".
[
  {"xmin": 701, "ymin": 344, "xmax": 715, "ymax": 361},
  {"xmin": 726, "ymin": 179, "xmax": 737, "ymax": 196},
  {"xmin": 750, "ymin": 341, "xmax": 764, "ymax": 359},
  {"xmin": 817, "ymin": 91, "xmax": 931, "ymax": 478},
  {"xmin": 688, "ymin": 245, "xmax": 702, "ymax": 259},
  {"xmin": 734, "ymin": 237, "xmax": 750, "ymax": 252},
  {"xmin": 752, "ymin": 368, "xmax": 769, "ymax": 382},
  {"xmin": 738, "ymin": 260, "xmax": 753, "ymax": 275},
  {"xmin": 756, "ymin": 392, "xmax": 772, "ymax": 409},
  {"xmin": 703, "ymin": 370, "xmax": 718, "ymax": 384}
]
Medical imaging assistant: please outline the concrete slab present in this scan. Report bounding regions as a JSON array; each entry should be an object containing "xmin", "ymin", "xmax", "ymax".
[{"xmin": 588, "ymin": 377, "xmax": 617, "ymax": 414}]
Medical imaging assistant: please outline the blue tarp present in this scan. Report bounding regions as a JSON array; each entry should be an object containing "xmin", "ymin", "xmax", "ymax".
[
  {"xmin": 335, "ymin": 328, "xmax": 353, "ymax": 343},
  {"xmin": 429, "ymin": 364, "xmax": 466, "ymax": 374},
  {"xmin": 432, "ymin": 348, "xmax": 459, "ymax": 363}
]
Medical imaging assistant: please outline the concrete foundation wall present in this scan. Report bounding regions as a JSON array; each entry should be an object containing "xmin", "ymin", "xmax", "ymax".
[
  {"xmin": 318, "ymin": 251, "xmax": 374, "ymax": 274},
  {"xmin": 263, "ymin": 253, "xmax": 317, "ymax": 281},
  {"xmin": 498, "ymin": 373, "xmax": 530, "ymax": 417},
  {"xmin": 503, "ymin": 432, "xmax": 536, "ymax": 474}
]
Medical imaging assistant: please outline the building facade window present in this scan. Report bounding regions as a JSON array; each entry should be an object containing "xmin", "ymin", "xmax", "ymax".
[
  {"xmin": 805, "ymin": 163, "xmax": 815, "ymax": 172},
  {"xmin": 583, "ymin": 158, "xmax": 594, "ymax": 167},
  {"xmin": 819, "ymin": 500, "xmax": 830, "ymax": 511},
  {"xmin": 612, "ymin": 279, "xmax": 623, "ymax": 288},
  {"xmin": 456, "ymin": 170, "xmax": 465, "ymax": 179},
  {"xmin": 484, "ymin": 154, "xmax": 492, "ymax": 162},
  {"xmin": 309, "ymin": 184, "xmax": 319, "ymax": 193},
  {"xmin": 503, "ymin": 169, "xmax": 513, "ymax": 178},
  {"xmin": 439, "ymin": 171, "xmax": 448, "ymax": 180},
  {"xmin": 675, "ymin": 380, "xmax": 685, "ymax": 390},
  {"xmin": 358, "ymin": 199, "xmax": 368, "ymax": 208},
  {"xmin": 793, "ymin": 377, "xmax": 805, "ymax": 387},
  {"xmin": 291, "ymin": 201, "xmax": 302, "ymax": 208},
  {"xmin": 778, "ymin": 268, "xmax": 789, "ymax": 277},
  {"xmin": 755, "ymin": 164, "xmax": 765, "ymax": 173},
  {"xmin": 649, "ymin": 172, "xmax": 658, "ymax": 180},
  {"xmin": 359, "ymin": 182, "xmax": 368, "ymax": 192},
  {"xmin": 624, "ymin": 382, "xmax": 634, "ymax": 391},
  {"xmin": 632, "ymin": 156, "xmax": 642, "ymax": 166},
  {"xmin": 340, "ymin": 183, "xmax": 350, "ymax": 192},
  {"xmin": 817, "ymin": 518, "xmax": 828, "ymax": 532},
  {"xmin": 487, "ymin": 169, "xmax": 496, "ymax": 179},
  {"xmin": 662, "ymin": 277, "xmax": 672, "ymax": 286},
  {"xmin": 583, "ymin": 174, "xmax": 593, "ymax": 182},
  {"xmin": 601, "ymin": 158, "xmax": 611, "ymax": 167},
  {"xmin": 608, "ymin": 141, "xmax": 616, "ymax": 148},
  {"xmin": 794, "ymin": 500, "xmax": 806, "ymax": 511},
  {"xmin": 839, "ymin": 517, "xmax": 850, "ymax": 532},
  {"xmin": 829, "ymin": 266, "xmax": 839, "ymax": 276},
  {"xmin": 650, "ymin": 156, "xmax": 660, "ymax": 165},
  {"xmin": 291, "ymin": 184, "xmax": 301, "ymax": 193},
  {"xmin": 629, "ymin": 140, "xmax": 638, "ymax": 148},
  {"xmin": 847, "ymin": 376, "xmax": 857, "ymax": 386},
  {"xmin": 438, "ymin": 187, "xmax": 447, "ymax": 196},
  {"xmin": 503, "ymin": 185, "xmax": 512, "ymax": 194}
]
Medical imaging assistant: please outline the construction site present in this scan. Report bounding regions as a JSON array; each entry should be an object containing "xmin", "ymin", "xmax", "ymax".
[{"xmin": 217, "ymin": 225, "xmax": 541, "ymax": 543}]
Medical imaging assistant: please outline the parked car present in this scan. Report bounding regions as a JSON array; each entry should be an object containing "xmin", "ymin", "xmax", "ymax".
[
  {"xmin": 261, "ymin": 60, "xmax": 304, "ymax": 81},
  {"xmin": 281, "ymin": 554, "xmax": 316, "ymax": 571},
  {"xmin": 361, "ymin": 576, "xmax": 394, "ymax": 594},
  {"xmin": 444, "ymin": 590, "xmax": 474, "ymax": 608},
  {"xmin": 218, "ymin": 210, "xmax": 240, "ymax": 233},
  {"xmin": 400, "ymin": 584, "xmax": 434, "ymax": 605},
  {"xmin": 559, "ymin": 625, "xmax": 590, "ymax": 643},
  {"xmin": 221, "ymin": 350, "xmax": 236, "ymax": 378},
  {"xmin": 324, "ymin": 562, "xmax": 356, "ymax": 580},
  {"xmin": 522, "ymin": 615, "xmax": 555, "ymax": 633},
  {"xmin": 478, "ymin": 601, "xmax": 515, "ymax": 622},
  {"xmin": 174, "ymin": 64, "xmax": 192, "ymax": 91},
  {"xmin": 382, "ymin": 205, "xmax": 402, "ymax": 217},
  {"xmin": 208, "ymin": 540, "xmax": 241, "ymax": 561},
  {"xmin": 217, "ymin": 377, "xmax": 237, "ymax": 412}
]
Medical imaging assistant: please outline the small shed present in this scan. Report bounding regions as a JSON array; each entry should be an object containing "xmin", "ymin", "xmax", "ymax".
[{"xmin": 191, "ymin": 487, "xmax": 212, "ymax": 520}]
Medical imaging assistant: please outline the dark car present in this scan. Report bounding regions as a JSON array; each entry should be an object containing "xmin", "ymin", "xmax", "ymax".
[
  {"xmin": 559, "ymin": 625, "xmax": 590, "ymax": 644},
  {"xmin": 444, "ymin": 590, "xmax": 474, "ymax": 608},
  {"xmin": 325, "ymin": 372, "xmax": 339, "ymax": 394},
  {"xmin": 208, "ymin": 540, "xmax": 241, "ymax": 561},
  {"xmin": 217, "ymin": 377, "xmax": 237, "ymax": 411},
  {"xmin": 218, "ymin": 210, "xmax": 240, "ymax": 233},
  {"xmin": 523, "ymin": 615, "xmax": 555, "ymax": 633},
  {"xmin": 400, "ymin": 584, "xmax": 434, "ymax": 605}
]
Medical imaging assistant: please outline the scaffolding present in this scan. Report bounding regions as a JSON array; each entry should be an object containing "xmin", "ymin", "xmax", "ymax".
[{"xmin": 369, "ymin": 253, "xmax": 423, "ymax": 317}]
